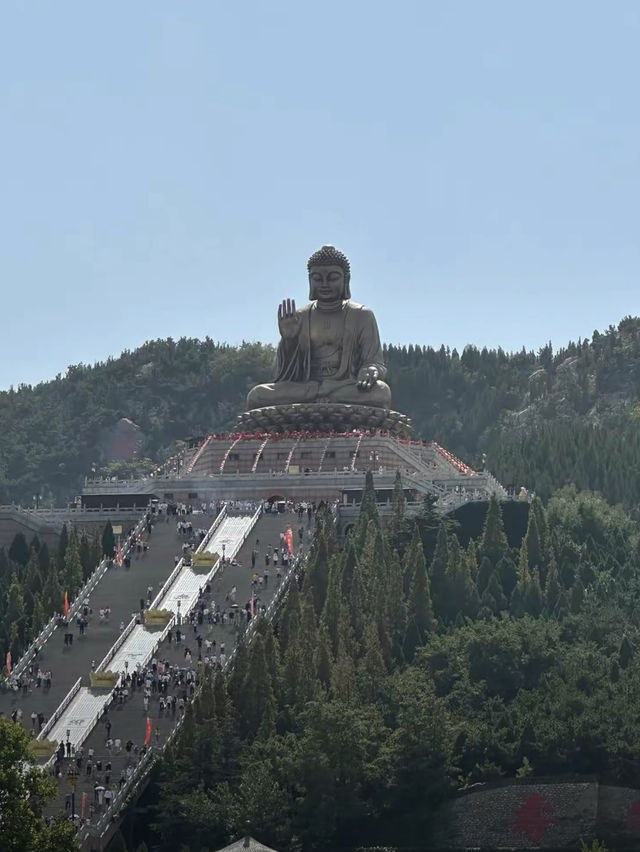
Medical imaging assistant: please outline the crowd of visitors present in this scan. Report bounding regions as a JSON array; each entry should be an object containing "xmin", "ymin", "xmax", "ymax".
[
  {"xmin": 11, "ymin": 501, "xmax": 314, "ymax": 833},
  {"xmin": 6, "ymin": 662, "xmax": 53, "ymax": 701}
]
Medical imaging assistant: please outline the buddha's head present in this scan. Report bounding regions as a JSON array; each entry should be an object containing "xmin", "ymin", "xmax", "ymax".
[{"xmin": 307, "ymin": 245, "xmax": 351, "ymax": 301}]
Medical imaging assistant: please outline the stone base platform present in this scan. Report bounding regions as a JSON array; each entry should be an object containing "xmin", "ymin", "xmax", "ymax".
[{"xmin": 234, "ymin": 403, "xmax": 413, "ymax": 437}]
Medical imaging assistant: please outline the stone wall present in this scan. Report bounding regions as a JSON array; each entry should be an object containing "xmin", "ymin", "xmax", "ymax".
[
  {"xmin": 444, "ymin": 779, "xmax": 640, "ymax": 848},
  {"xmin": 0, "ymin": 507, "xmax": 60, "ymax": 549}
]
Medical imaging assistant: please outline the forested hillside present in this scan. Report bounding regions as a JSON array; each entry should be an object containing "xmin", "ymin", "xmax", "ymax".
[
  {"xmin": 2, "ymin": 317, "xmax": 640, "ymax": 507},
  {"xmin": 121, "ymin": 482, "xmax": 640, "ymax": 851}
]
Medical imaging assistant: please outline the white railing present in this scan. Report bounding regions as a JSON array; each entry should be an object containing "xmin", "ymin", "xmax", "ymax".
[
  {"xmin": 317, "ymin": 437, "xmax": 332, "ymax": 472},
  {"xmin": 284, "ymin": 438, "xmax": 300, "ymax": 473},
  {"xmin": 196, "ymin": 504, "xmax": 228, "ymax": 550},
  {"xmin": 97, "ymin": 508, "xmax": 229, "ymax": 676},
  {"xmin": 3, "ymin": 513, "xmax": 147, "ymax": 686},
  {"xmin": 237, "ymin": 549, "xmax": 300, "ymax": 654},
  {"xmin": 219, "ymin": 437, "xmax": 241, "ymax": 473},
  {"xmin": 83, "ymin": 468, "xmax": 492, "ymax": 491},
  {"xmin": 87, "ymin": 523, "xmax": 301, "ymax": 841},
  {"xmin": 81, "ymin": 744, "xmax": 156, "ymax": 841},
  {"xmin": 4, "ymin": 612, "xmax": 57, "ymax": 685},
  {"xmin": 148, "ymin": 506, "xmax": 228, "ymax": 614},
  {"xmin": 390, "ymin": 438, "xmax": 452, "ymax": 482},
  {"xmin": 78, "ymin": 506, "xmax": 262, "ymax": 773},
  {"xmin": 151, "ymin": 444, "xmax": 192, "ymax": 479},
  {"xmin": 96, "ymin": 618, "xmax": 138, "ymax": 673},
  {"xmin": 350, "ymin": 433, "xmax": 364, "ymax": 472},
  {"xmin": 0, "ymin": 505, "xmax": 149, "ymax": 518},
  {"xmin": 43, "ymin": 688, "xmax": 118, "ymax": 770},
  {"xmin": 485, "ymin": 470, "xmax": 510, "ymax": 498},
  {"xmin": 186, "ymin": 434, "xmax": 213, "ymax": 474},
  {"xmin": 430, "ymin": 441, "xmax": 476, "ymax": 476},
  {"xmin": 37, "ymin": 677, "xmax": 82, "ymax": 742},
  {"xmin": 251, "ymin": 437, "xmax": 270, "ymax": 473},
  {"xmin": 24, "ymin": 515, "xmax": 149, "ymax": 754}
]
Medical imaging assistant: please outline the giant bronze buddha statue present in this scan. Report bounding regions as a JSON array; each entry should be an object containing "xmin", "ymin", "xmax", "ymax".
[{"xmin": 247, "ymin": 245, "xmax": 392, "ymax": 410}]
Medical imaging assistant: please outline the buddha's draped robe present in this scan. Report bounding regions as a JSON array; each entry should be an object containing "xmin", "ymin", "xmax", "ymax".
[
  {"xmin": 275, "ymin": 301, "xmax": 386, "ymax": 383},
  {"xmin": 246, "ymin": 300, "xmax": 391, "ymax": 409}
]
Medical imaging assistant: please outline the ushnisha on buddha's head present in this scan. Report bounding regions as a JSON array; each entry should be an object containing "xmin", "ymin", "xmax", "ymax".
[{"xmin": 307, "ymin": 245, "xmax": 352, "ymax": 302}]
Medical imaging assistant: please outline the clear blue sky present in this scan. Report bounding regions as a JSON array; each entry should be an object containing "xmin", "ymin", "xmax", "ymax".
[{"xmin": 2, "ymin": 1, "xmax": 639, "ymax": 389}]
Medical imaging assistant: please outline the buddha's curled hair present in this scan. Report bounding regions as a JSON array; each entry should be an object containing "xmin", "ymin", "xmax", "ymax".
[{"xmin": 307, "ymin": 245, "xmax": 351, "ymax": 299}]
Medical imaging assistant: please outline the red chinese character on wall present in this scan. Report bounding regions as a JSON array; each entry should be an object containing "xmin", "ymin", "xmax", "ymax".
[{"xmin": 511, "ymin": 793, "xmax": 559, "ymax": 843}]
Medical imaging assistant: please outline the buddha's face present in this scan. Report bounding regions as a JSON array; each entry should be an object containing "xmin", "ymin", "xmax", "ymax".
[{"xmin": 309, "ymin": 265, "xmax": 345, "ymax": 303}]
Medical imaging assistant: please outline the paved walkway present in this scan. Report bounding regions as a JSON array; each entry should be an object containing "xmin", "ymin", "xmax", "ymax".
[
  {"xmin": 0, "ymin": 513, "xmax": 212, "ymax": 735},
  {"xmin": 42, "ymin": 512, "xmax": 256, "ymax": 753},
  {"xmin": 46, "ymin": 511, "xmax": 306, "ymax": 831}
]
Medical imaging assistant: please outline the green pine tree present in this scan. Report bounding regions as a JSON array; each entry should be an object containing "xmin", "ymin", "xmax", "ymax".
[
  {"xmin": 321, "ymin": 557, "xmax": 343, "ymax": 655},
  {"xmin": 101, "ymin": 519, "xmax": 115, "ymax": 559},
  {"xmin": 403, "ymin": 541, "xmax": 434, "ymax": 662},
  {"xmin": 62, "ymin": 531, "xmax": 83, "ymax": 598},
  {"xmin": 429, "ymin": 524, "xmax": 449, "ymax": 621},
  {"xmin": 524, "ymin": 571, "xmax": 543, "ymax": 618},
  {"xmin": 478, "ymin": 495, "xmax": 509, "ymax": 569},
  {"xmin": 496, "ymin": 555, "xmax": 518, "ymax": 598},
  {"xmin": 402, "ymin": 525, "xmax": 422, "ymax": 598},
  {"xmin": 330, "ymin": 640, "xmax": 357, "ymax": 704},
  {"xmin": 486, "ymin": 572, "xmax": 508, "ymax": 613},
  {"xmin": 30, "ymin": 593, "xmax": 46, "ymax": 638},
  {"xmin": 390, "ymin": 469, "xmax": 407, "ymax": 546},
  {"xmin": 57, "ymin": 523, "xmax": 69, "ymax": 568},
  {"xmin": 348, "ymin": 560, "xmax": 368, "ymax": 644},
  {"xmin": 315, "ymin": 623, "xmax": 333, "ymax": 691},
  {"xmin": 354, "ymin": 469, "xmax": 379, "ymax": 548},
  {"xmin": 6, "ymin": 575, "xmax": 26, "ymax": 644},
  {"xmin": 42, "ymin": 566, "xmax": 62, "ymax": 617},
  {"xmin": 79, "ymin": 534, "xmax": 93, "ymax": 581},
  {"xmin": 243, "ymin": 634, "xmax": 277, "ymax": 740},
  {"xmin": 358, "ymin": 621, "xmax": 387, "ymax": 701},
  {"xmin": 38, "ymin": 541, "xmax": 50, "ymax": 577},
  {"xmin": 618, "ymin": 635, "xmax": 634, "ymax": 669},
  {"xmin": 385, "ymin": 549, "xmax": 407, "ymax": 662},
  {"xmin": 278, "ymin": 579, "xmax": 301, "ymax": 653},
  {"xmin": 340, "ymin": 538, "xmax": 358, "ymax": 599},
  {"xmin": 510, "ymin": 545, "xmax": 529, "ymax": 618},
  {"xmin": 445, "ymin": 534, "xmax": 477, "ymax": 622},
  {"xmin": 263, "ymin": 624, "xmax": 280, "ymax": 688},
  {"xmin": 524, "ymin": 511, "xmax": 546, "ymax": 582},
  {"xmin": 25, "ymin": 549, "xmax": 43, "ymax": 597},
  {"xmin": 531, "ymin": 495, "xmax": 549, "ymax": 554},
  {"xmin": 303, "ymin": 530, "xmax": 330, "ymax": 616},
  {"xmin": 359, "ymin": 469, "xmax": 379, "ymax": 524},
  {"xmin": 570, "ymin": 578, "xmax": 584, "ymax": 614},
  {"xmin": 544, "ymin": 551, "xmax": 561, "ymax": 612},
  {"xmin": 228, "ymin": 641, "xmax": 250, "ymax": 708},
  {"xmin": 8, "ymin": 533, "xmax": 29, "ymax": 567}
]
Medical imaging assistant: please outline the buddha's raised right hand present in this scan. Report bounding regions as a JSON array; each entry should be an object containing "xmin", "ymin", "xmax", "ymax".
[{"xmin": 278, "ymin": 299, "xmax": 301, "ymax": 339}]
